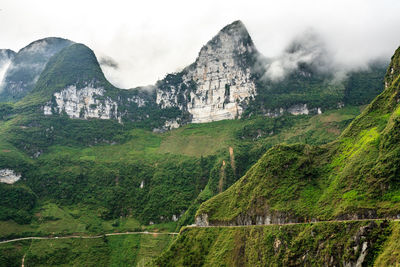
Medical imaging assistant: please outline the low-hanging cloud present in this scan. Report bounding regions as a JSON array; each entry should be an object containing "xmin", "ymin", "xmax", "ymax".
[
  {"xmin": 0, "ymin": 0, "xmax": 399, "ymax": 88},
  {"xmin": 263, "ymin": 29, "xmax": 333, "ymax": 81}
]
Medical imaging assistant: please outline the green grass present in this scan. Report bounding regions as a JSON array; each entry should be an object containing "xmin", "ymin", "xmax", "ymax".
[
  {"xmin": 196, "ymin": 78, "xmax": 400, "ymax": 224},
  {"xmin": 157, "ymin": 221, "xmax": 396, "ymax": 266},
  {"xmin": 0, "ymin": 105, "xmax": 363, "ymax": 230},
  {"xmin": 0, "ymin": 234, "xmax": 176, "ymax": 267}
]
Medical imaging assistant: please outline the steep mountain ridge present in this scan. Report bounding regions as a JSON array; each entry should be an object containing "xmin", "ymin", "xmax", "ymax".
[
  {"xmin": 0, "ymin": 21, "xmax": 387, "ymax": 129},
  {"xmin": 194, "ymin": 46, "xmax": 400, "ymax": 227},
  {"xmin": 156, "ymin": 20, "xmax": 258, "ymax": 123},
  {"xmin": 0, "ymin": 37, "xmax": 73, "ymax": 102},
  {"xmin": 14, "ymin": 43, "xmax": 178, "ymax": 129}
]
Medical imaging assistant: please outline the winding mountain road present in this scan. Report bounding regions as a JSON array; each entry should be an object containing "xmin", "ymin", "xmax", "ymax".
[
  {"xmin": 188, "ymin": 217, "xmax": 400, "ymax": 228},
  {"xmin": 2, "ymin": 218, "xmax": 400, "ymax": 245},
  {"xmin": 0, "ymin": 231, "xmax": 179, "ymax": 245}
]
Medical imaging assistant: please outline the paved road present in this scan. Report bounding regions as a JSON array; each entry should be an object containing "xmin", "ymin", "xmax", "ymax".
[
  {"xmin": 187, "ymin": 218, "xmax": 400, "ymax": 228},
  {"xmin": 0, "ymin": 231, "xmax": 179, "ymax": 245},
  {"xmin": 2, "ymin": 218, "xmax": 399, "ymax": 245}
]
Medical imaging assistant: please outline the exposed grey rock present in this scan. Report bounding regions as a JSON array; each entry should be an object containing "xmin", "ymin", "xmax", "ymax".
[
  {"xmin": 44, "ymin": 84, "xmax": 121, "ymax": 122},
  {"xmin": 195, "ymin": 213, "xmax": 209, "ymax": 227},
  {"xmin": 0, "ymin": 169, "xmax": 21, "ymax": 184},
  {"xmin": 156, "ymin": 20, "xmax": 258, "ymax": 124}
]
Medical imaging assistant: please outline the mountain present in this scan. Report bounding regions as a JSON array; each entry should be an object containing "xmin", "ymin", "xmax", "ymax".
[
  {"xmin": 1, "ymin": 21, "xmax": 386, "ymax": 130},
  {"xmin": 16, "ymin": 42, "xmax": 179, "ymax": 130},
  {"xmin": 0, "ymin": 37, "xmax": 73, "ymax": 102},
  {"xmin": 0, "ymin": 21, "xmax": 397, "ymax": 266},
  {"xmin": 156, "ymin": 46, "xmax": 400, "ymax": 267},
  {"xmin": 195, "ymin": 46, "xmax": 400, "ymax": 226},
  {"xmin": 155, "ymin": 20, "xmax": 259, "ymax": 123}
]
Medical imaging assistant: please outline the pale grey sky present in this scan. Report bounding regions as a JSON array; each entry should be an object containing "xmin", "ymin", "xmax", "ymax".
[{"xmin": 1, "ymin": 0, "xmax": 399, "ymax": 88}]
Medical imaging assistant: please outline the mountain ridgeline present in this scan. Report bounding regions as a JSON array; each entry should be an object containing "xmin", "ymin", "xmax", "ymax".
[{"xmin": 0, "ymin": 20, "xmax": 387, "ymax": 130}]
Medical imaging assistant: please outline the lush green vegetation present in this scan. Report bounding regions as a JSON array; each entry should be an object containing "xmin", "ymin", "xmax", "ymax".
[
  {"xmin": 196, "ymin": 47, "xmax": 400, "ymax": 225},
  {"xmin": 0, "ymin": 233, "xmax": 175, "ymax": 267},
  {"xmin": 0, "ymin": 101, "xmax": 362, "ymax": 238},
  {"xmin": 0, "ymin": 31, "xmax": 393, "ymax": 266},
  {"xmin": 157, "ymin": 220, "xmax": 396, "ymax": 266}
]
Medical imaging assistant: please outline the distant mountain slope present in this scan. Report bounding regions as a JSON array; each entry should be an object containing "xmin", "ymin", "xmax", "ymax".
[
  {"xmin": 154, "ymin": 21, "xmax": 387, "ymax": 125},
  {"xmin": 0, "ymin": 21, "xmax": 387, "ymax": 129},
  {"xmin": 195, "ymin": 46, "xmax": 400, "ymax": 226},
  {"xmin": 0, "ymin": 37, "xmax": 73, "ymax": 102},
  {"xmin": 12, "ymin": 43, "xmax": 179, "ymax": 129},
  {"xmin": 0, "ymin": 49, "xmax": 16, "ymax": 85}
]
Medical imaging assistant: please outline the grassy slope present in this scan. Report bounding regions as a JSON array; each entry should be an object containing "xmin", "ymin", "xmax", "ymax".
[
  {"xmin": 0, "ymin": 106, "xmax": 362, "ymax": 239},
  {"xmin": 0, "ymin": 234, "xmax": 175, "ymax": 267},
  {"xmin": 156, "ymin": 221, "xmax": 397, "ymax": 267},
  {"xmin": 196, "ymin": 48, "xmax": 400, "ymax": 224}
]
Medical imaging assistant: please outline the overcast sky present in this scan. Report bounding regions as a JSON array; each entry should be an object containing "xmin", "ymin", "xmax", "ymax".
[{"xmin": 1, "ymin": 0, "xmax": 400, "ymax": 88}]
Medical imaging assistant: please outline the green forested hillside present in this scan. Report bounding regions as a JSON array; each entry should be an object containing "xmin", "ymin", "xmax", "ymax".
[
  {"xmin": 156, "ymin": 46, "xmax": 400, "ymax": 267},
  {"xmin": 196, "ymin": 47, "xmax": 400, "ymax": 225},
  {"xmin": 0, "ymin": 27, "xmax": 393, "ymax": 266},
  {"xmin": 0, "ymin": 106, "xmax": 360, "ymax": 237},
  {"xmin": 157, "ymin": 220, "xmax": 399, "ymax": 266},
  {"xmin": 0, "ymin": 233, "xmax": 175, "ymax": 267},
  {"xmin": 0, "ymin": 37, "xmax": 73, "ymax": 102}
]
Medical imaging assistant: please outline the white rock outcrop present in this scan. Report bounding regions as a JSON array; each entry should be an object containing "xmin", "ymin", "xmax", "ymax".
[
  {"xmin": 287, "ymin": 104, "xmax": 310, "ymax": 115},
  {"xmin": 0, "ymin": 169, "xmax": 21, "ymax": 184},
  {"xmin": 44, "ymin": 85, "xmax": 121, "ymax": 122},
  {"xmin": 156, "ymin": 20, "xmax": 257, "ymax": 124}
]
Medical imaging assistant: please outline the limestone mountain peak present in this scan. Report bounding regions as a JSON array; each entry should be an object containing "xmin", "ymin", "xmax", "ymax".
[
  {"xmin": 156, "ymin": 20, "xmax": 259, "ymax": 124},
  {"xmin": 197, "ymin": 20, "xmax": 257, "ymax": 61}
]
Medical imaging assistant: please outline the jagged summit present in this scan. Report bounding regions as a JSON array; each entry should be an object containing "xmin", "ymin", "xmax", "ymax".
[
  {"xmin": 0, "ymin": 37, "xmax": 73, "ymax": 102},
  {"xmin": 156, "ymin": 20, "xmax": 259, "ymax": 124},
  {"xmin": 213, "ymin": 20, "xmax": 251, "ymax": 40},
  {"xmin": 193, "ymin": 20, "xmax": 257, "ymax": 68}
]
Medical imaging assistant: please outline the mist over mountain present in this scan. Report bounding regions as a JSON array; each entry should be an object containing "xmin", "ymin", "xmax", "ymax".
[
  {"xmin": 1, "ymin": 0, "xmax": 399, "ymax": 88},
  {"xmin": 0, "ymin": 3, "xmax": 400, "ymax": 265},
  {"xmin": 0, "ymin": 37, "xmax": 73, "ymax": 101},
  {"xmin": 0, "ymin": 49, "xmax": 16, "ymax": 85}
]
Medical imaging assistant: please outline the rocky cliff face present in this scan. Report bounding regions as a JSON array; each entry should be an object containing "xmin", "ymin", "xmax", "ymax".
[
  {"xmin": 156, "ymin": 20, "xmax": 258, "ymax": 123},
  {"xmin": 43, "ymin": 84, "xmax": 121, "ymax": 121},
  {"xmin": 0, "ymin": 169, "xmax": 21, "ymax": 184}
]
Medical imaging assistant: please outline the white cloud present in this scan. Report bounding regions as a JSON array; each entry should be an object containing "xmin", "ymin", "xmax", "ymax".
[{"xmin": 0, "ymin": 0, "xmax": 399, "ymax": 88}]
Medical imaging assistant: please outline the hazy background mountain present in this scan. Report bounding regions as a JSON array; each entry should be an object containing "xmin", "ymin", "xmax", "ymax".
[{"xmin": 1, "ymin": 0, "xmax": 399, "ymax": 88}]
